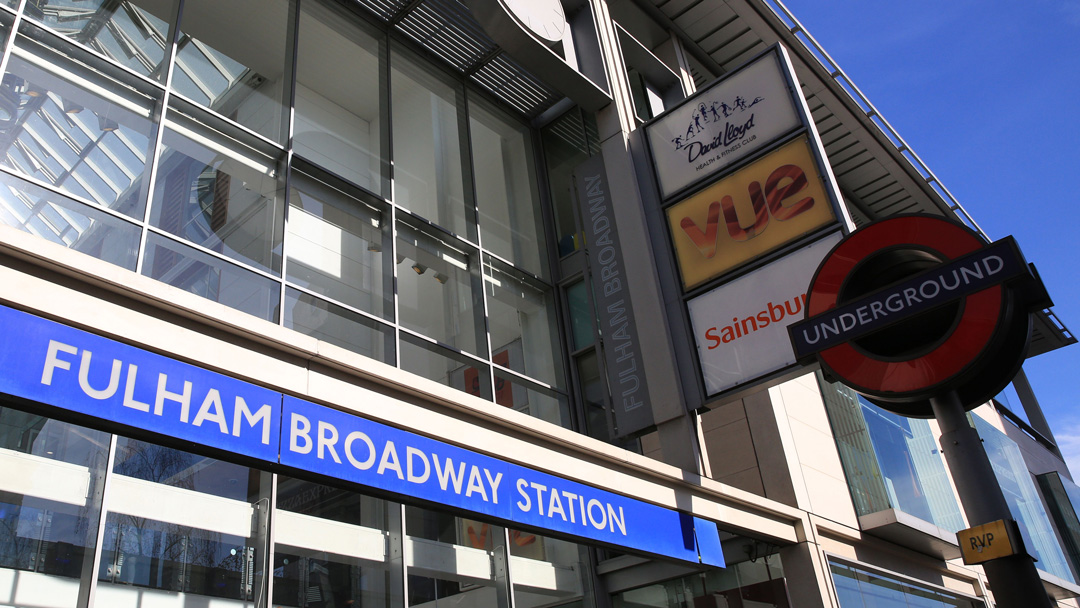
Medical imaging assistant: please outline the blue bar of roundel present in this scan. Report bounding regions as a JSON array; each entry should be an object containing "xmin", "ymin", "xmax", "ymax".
[
  {"xmin": 694, "ymin": 517, "xmax": 726, "ymax": 568},
  {"xmin": 281, "ymin": 396, "xmax": 702, "ymax": 563},
  {"xmin": 0, "ymin": 305, "xmax": 280, "ymax": 462}
]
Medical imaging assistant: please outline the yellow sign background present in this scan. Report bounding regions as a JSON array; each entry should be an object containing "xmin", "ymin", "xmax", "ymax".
[{"xmin": 667, "ymin": 136, "xmax": 836, "ymax": 290}]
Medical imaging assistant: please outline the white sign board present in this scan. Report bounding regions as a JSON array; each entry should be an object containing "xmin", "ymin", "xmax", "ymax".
[
  {"xmin": 688, "ymin": 232, "xmax": 842, "ymax": 395},
  {"xmin": 646, "ymin": 51, "xmax": 802, "ymax": 200}
]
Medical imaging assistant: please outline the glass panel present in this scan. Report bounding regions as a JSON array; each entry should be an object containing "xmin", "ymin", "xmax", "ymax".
[
  {"xmin": 1, "ymin": 30, "xmax": 160, "ymax": 219},
  {"xmin": 0, "ymin": 170, "xmax": 140, "ymax": 269},
  {"xmin": 973, "ymin": 414, "xmax": 1075, "ymax": 582},
  {"xmin": 150, "ymin": 105, "xmax": 285, "ymax": 274},
  {"xmin": 484, "ymin": 256, "xmax": 561, "ymax": 387},
  {"xmin": 566, "ymin": 280, "xmax": 594, "ymax": 351},
  {"xmin": 273, "ymin": 476, "xmax": 402, "ymax": 608},
  {"xmin": 284, "ymin": 288, "xmax": 395, "ymax": 365},
  {"xmin": 493, "ymin": 369, "xmax": 570, "ymax": 428},
  {"xmin": 1038, "ymin": 471, "xmax": 1080, "ymax": 577},
  {"xmin": 294, "ymin": 0, "xmax": 384, "ymax": 195},
  {"xmin": 286, "ymin": 169, "xmax": 391, "ymax": 319},
  {"xmin": 509, "ymin": 531, "xmax": 592, "ymax": 608},
  {"xmin": 577, "ymin": 351, "xmax": 610, "ymax": 443},
  {"xmin": 399, "ymin": 333, "xmax": 493, "ymax": 401},
  {"xmin": 396, "ymin": 220, "xmax": 485, "ymax": 355},
  {"xmin": 612, "ymin": 552, "xmax": 788, "ymax": 608},
  {"xmin": 541, "ymin": 109, "xmax": 595, "ymax": 257},
  {"xmin": 0, "ymin": 406, "xmax": 110, "ymax": 608},
  {"xmin": 173, "ymin": 0, "xmax": 291, "ymax": 142},
  {"xmin": 97, "ymin": 438, "xmax": 272, "ymax": 605},
  {"xmin": 828, "ymin": 560, "xmax": 982, "ymax": 608},
  {"xmin": 818, "ymin": 375, "xmax": 965, "ymax": 533},
  {"xmin": 28, "ymin": 0, "xmax": 177, "ymax": 79},
  {"xmin": 391, "ymin": 45, "xmax": 472, "ymax": 238},
  {"xmin": 469, "ymin": 98, "xmax": 547, "ymax": 278},
  {"xmin": 143, "ymin": 231, "xmax": 281, "ymax": 321},
  {"xmin": 405, "ymin": 506, "xmax": 509, "ymax": 608}
]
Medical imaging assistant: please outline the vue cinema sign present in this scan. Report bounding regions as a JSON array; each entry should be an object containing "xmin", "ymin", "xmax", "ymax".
[{"xmin": 667, "ymin": 136, "xmax": 836, "ymax": 290}]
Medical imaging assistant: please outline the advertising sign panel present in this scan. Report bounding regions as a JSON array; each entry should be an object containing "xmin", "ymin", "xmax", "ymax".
[
  {"xmin": 688, "ymin": 232, "xmax": 841, "ymax": 395},
  {"xmin": 0, "ymin": 303, "xmax": 724, "ymax": 567},
  {"xmin": 667, "ymin": 136, "xmax": 837, "ymax": 290},
  {"xmin": 646, "ymin": 50, "xmax": 802, "ymax": 199}
]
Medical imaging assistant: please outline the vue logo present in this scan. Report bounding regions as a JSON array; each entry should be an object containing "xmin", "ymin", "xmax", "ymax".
[{"xmin": 666, "ymin": 136, "xmax": 836, "ymax": 290}]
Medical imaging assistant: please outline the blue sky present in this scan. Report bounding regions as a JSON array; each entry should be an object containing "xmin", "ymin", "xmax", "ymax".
[{"xmin": 777, "ymin": 0, "xmax": 1080, "ymax": 469}]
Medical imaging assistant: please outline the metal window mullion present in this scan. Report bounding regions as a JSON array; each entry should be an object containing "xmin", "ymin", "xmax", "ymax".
[
  {"xmin": 135, "ymin": 0, "xmax": 185, "ymax": 275},
  {"xmin": 276, "ymin": 0, "xmax": 301, "ymax": 326},
  {"xmin": 0, "ymin": 0, "xmax": 26, "ymax": 89},
  {"xmin": 461, "ymin": 86, "xmax": 497, "ymax": 402},
  {"xmin": 78, "ymin": 431, "xmax": 119, "ymax": 608},
  {"xmin": 262, "ymin": 472, "xmax": 278, "ymax": 608},
  {"xmin": 387, "ymin": 33, "xmax": 403, "ymax": 369}
]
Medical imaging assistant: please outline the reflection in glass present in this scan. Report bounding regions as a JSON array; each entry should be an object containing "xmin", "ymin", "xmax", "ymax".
[
  {"xmin": 173, "ymin": 0, "xmax": 291, "ymax": 142},
  {"xmin": 273, "ymin": 476, "xmax": 402, "ymax": 608},
  {"xmin": 613, "ymin": 552, "xmax": 788, "ymax": 608},
  {"xmin": 295, "ymin": 0, "xmax": 384, "ymax": 194},
  {"xmin": 567, "ymin": 280, "xmax": 595, "ymax": 351},
  {"xmin": 541, "ymin": 108, "xmax": 597, "ymax": 257},
  {"xmin": 0, "ymin": 170, "xmax": 140, "ymax": 269},
  {"xmin": 509, "ymin": 532, "xmax": 592, "ymax": 608},
  {"xmin": 0, "ymin": 407, "xmax": 110, "ymax": 608},
  {"xmin": 974, "ymin": 415, "xmax": 1075, "ymax": 582},
  {"xmin": 829, "ymin": 560, "xmax": 981, "ymax": 608},
  {"xmin": 406, "ymin": 506, "xmax": 509, "ymax": 608},
  {"xmin": 150, "ymin": 106, "xmax": 284, "ymax": 274},
  {"xmin": 0, "ymin": 32, "xmax": 159, "ymax": 219},
  {"xmin": 30, "ymin": 0, "xmax": 178, "ymax": 80},
  {"xmin": 284, "ymin": 287, "xmax": 395, "ymax": 365},
  {"xmin": 400, "ymin": 333, "xmax": 493, "ymax": 401},
  {"xmin": 286, "ymin": 169, "xmax": 391, "ymax": 319},
  {"xmin": 1038, "ymin": 471, "xmax": 1080, "ymax": 578},
  {"xmin": 484, "ymin": 256, "xmax": 561, "ymax": 387},
  {"xmin": 98, "ymin": 438, "xmax": 272, "ymax": 605},
  {"xmin": 470, "ymin": 99, "xmax": 547, "ymax": 278},
  {"xmin": 143, "ymin": 231, "xmax": 281, "ymax": 321},
  {"xmin": 818, "ymin": 375, "xmax": 964, "ymax": 532},
  {"xmin": 391, "ymin": 46, "xmax": 472, "ymax": 238},
  {"xmin": 493, "ymin": 369, "xmax": 570, "ymax": 428},
  {"xmin": 396, "ymin": 220, "xmax": 484, "ymax": 356}
]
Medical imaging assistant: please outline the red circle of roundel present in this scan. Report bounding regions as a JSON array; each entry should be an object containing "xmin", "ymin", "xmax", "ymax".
[{"xmin": 805, "ymin": 215, "xmax": 1003, "ymax": 396}]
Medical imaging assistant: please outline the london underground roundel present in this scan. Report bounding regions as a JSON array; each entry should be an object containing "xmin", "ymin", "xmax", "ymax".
[{"xmin": 788, "ymin": 215, "xmax": 1050, "ymax": 417}]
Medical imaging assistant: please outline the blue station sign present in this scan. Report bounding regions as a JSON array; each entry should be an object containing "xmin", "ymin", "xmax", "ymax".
[{"xmin": 0, "ymin": 304, "xmax": 724, "ymax": 568}]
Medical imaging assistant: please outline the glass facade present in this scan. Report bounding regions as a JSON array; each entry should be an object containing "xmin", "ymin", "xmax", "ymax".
[
  {"xmin": 819, "ymin": 376, "xmax": 964, "ymax": 532},
  {"xmin": 1037, "ymin": 471, "xmax": 1080, "ymax": 581},
  {"xmin": 612, "ymin": 553, "xmax": 787, "ymax": 608},
  {"xmin": 0, "ymin": 0, "xmax": 572, "ymax": 429},
  {"xmin": 972, "ymin": 415, "xmax": 1075, "ymax": 582},
  {"xmin": 0, "ymin": 404, "xmax": 603, "ymax": 608},
  {"xmin": 829, "ymin": 560, "xmax": 983, "ymax": 608}
]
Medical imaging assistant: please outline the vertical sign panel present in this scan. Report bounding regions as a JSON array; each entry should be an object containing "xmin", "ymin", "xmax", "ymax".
[{"xmin": 575, "ymin": 155, "xmax": 655, "ymax": 436}]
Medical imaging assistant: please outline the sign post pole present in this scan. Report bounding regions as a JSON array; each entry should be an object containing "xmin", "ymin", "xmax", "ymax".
[{"xmin": 931, "ymin": 390, "xmax": 1051, "ymax": 608}]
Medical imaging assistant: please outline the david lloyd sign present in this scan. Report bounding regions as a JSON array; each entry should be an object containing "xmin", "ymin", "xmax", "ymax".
[{"xmin": 645, "ymin": 49, "xmax": 802, "ymax": 199}]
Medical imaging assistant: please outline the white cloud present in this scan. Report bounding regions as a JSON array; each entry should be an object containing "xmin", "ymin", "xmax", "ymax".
[{"xmin": 1053, "ymin": 421, "xmax": 1080, "ymax": 478}]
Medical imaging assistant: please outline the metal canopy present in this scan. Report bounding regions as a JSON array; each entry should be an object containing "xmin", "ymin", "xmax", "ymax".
[
  {"xmin": 640, "ymin": 0, "xmax": 1074, "ymax": 355},
  {"xmin": 353, "ymin": 0, "xmax": 563, "ymax": 119}
]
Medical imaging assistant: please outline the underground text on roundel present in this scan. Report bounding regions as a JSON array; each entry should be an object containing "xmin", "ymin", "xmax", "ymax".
[{"xmin": 789, "ymin": 238, "xmax": 1027, "ymax": 358}]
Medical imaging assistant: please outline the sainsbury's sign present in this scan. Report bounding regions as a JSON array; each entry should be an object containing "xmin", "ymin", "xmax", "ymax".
[
  {"xmin": 0, "ymin": 304, "xmax": 723, "ymax": 568},
  {"xmin": 688, "ymin": 232, "xmax": 841, "ymax": 395}
]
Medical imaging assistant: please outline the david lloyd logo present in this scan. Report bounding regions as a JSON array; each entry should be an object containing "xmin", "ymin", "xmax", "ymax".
[{"xmin": 669, "ymin": 95, "xmax": 764, "ymax": 166}]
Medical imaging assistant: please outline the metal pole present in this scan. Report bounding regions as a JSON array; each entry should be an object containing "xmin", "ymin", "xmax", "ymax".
[{"xmin": 931, "ymin": 391, "xmax": 1051, "ymax": 608}]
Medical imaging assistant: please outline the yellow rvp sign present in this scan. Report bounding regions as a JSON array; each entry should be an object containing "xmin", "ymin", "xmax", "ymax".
[
  {"xmin": 666, "ymin": 136, "xmax": 836, "ymax": 290},
  {"xmin": 958, "ymin": 519, "xmax": 1022, "ymax": 565}
]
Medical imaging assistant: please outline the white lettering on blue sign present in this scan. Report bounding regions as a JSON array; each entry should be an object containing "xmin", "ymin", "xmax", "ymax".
[{"xmin": 0, "ymin": 305, "xmax": 722, "ymax": 567}]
